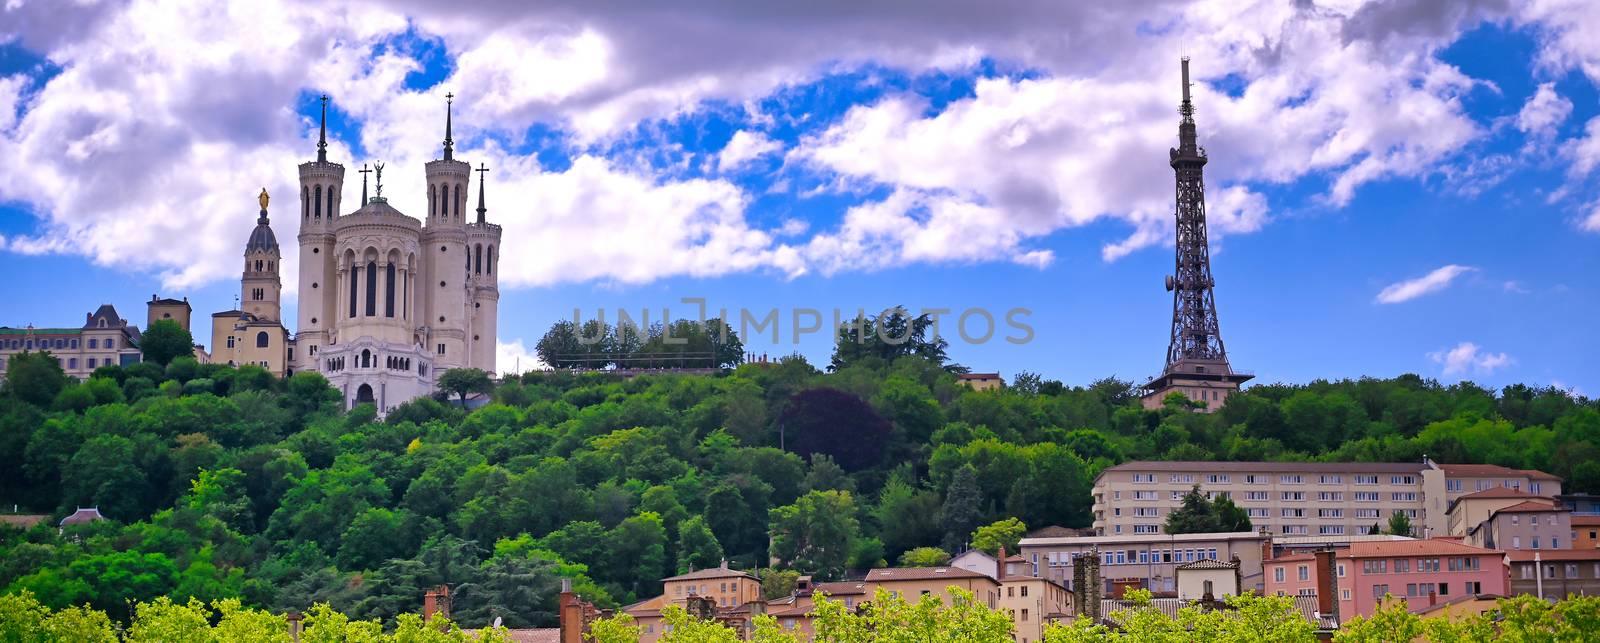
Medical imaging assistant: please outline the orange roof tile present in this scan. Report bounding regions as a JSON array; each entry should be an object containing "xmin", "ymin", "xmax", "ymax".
[
  {"xmin": 1456, "ymin": 487, "xmax": 1544, "ymax": 500},
  {"xmin": 1492, "ymin": 501, "xmax": 1567, "ymax": 515},
  {"xmin": 1347, "ymin": 539, "xmax": 1501, "ymax": 558}
]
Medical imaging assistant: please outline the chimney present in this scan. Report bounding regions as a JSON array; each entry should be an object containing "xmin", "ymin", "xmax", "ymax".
[
  {"xmin": 559, "ymin": 578, "xmax": 585, "ymax": 643},
  {"xmin": 423, "ymin": 585, "xmax": 451, "ymax": 622},
  {"xmin": 286, "ymin": 612, "xmax": 303, "ymax": 642},
  {"xmin": 998, "ymin": 545, "xmax": 1007, "ymax": 581},
  {"xmin": 1312, "ymin": 549, "xmax": 1338, "ymax": 622}
]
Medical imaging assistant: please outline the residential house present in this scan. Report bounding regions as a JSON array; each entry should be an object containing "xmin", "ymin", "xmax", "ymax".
[
  {"xmin": 1465, "ymin": 501, "xmax": 1571, "ymax": 551},
  {"xmin": 1507, "ymin": 549, "xmax": 1600, "ymax": 601},
  {"xmin": 1018, "ymin": 530, "xmax": 1266, "ymax": 595}
]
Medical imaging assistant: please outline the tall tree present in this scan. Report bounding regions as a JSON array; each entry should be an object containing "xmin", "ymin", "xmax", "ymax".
[
  {"xmin": 1163, "ymin": 485, "xmax": 1223, "ymax": 534},
  {"xmin": 676, "ymin": 515, "xmax": 725, "ymax": 574},
  {"xmin": 938, "ymin": 466, "xmax": 985, "ymax": 553},
  {"xmin": 5, "ymin": 350, "xmax": 68, "ymax": 407},
  {"xmin": 435, "ymin": 368, "xmax": 493, "ymax": 408},
  {"xmin": 777, "ymin": 388, "xmax": 891, "ymax": 471},
  {"xmin": 139, "ymin": 319, "xmax": 194, "ymax": 366},
  {"xmin": 1386, "ymin": 511, "xmax": 1413, "ymax": 537},
  {"xmin": 970, "ymin": 518, "xmax": 1027, "ymax": 556},
  {"xmin": 768, "ymin": 490, "xmax": 860, "ymax": 580}
]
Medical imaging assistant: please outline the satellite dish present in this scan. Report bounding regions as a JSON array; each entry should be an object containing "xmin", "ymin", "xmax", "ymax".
[{"xmin": 493, "ymin": 616, "xmax": 503, "ymax": 628}]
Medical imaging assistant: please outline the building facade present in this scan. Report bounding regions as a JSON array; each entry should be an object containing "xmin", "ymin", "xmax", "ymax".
[
  {"xmin": 1093, "ymin": 460, "xmax": 1561, "ymax": 538},
  {"xmin": 1466, "ymin": 501, "xmax": 1571, "ymax": 551},
  {"xmin": 1508, "ymin": 549, "xmax": 1600, "ymax": 601},
  {"xmin": 1330, "ymin": 539, "xmax": 1506, "ymax": 618},
  {"xmin": 285, "ymin": 96, "xmax": 501, "ymax": 414},
  {"xmin": 210, "ymin": 193, "xmax": 294, "ymax": 375},
  {"xmin": 622, "ymin": 565, "xmax": 763, "ymax": 643},
  {"xmin": 1017, "ymin": 530, "xmax": 1266, "ymax": 595},
  {"xmin": 998, "ymin": 576, "xmax": 1072, "ymax": 643},
  {"xmin": 0, "ymin": 305, "xmax": 143, "ymax": 378}
]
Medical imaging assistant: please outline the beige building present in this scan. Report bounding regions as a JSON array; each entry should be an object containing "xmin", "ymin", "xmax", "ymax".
[
  {"xmin": 1446, "ymin": 487, "xmax": 1557, "ymax": 537},
  {"xmin": 209, "ymin": 191, "xmax": 293, "ymax": 375},
  {"xmin": 146, "ymin": 296, "xmax": 209, "ymax": 362},
  {"xmin": 1173, "ymin": 558, "xmax": 1240, "ymax": 600},
  {"xmin": 863, "ymin": 566, "xmax": 1002, "ymax": 609},
  {"xmin": 0, "ymin": 305, "xmax": 143, "ymax": 379},
  {"xmin": 957, "ymin": 373, "xmax": 1004, "ymax": 391},
  {"xmin": 1017, "ymin": 530, "xmax": 1266, "ymax": 595},
  {"xmin": 623, "ymin": 564, "xmax": 763, "ymax": 642},
  {"xmin": 998, "ymin": 575, "xmax": 1071, "ymax": 643},
  {"xmin": 1466, "ymin": 500, "xmax": 1571, "ymax": 551},
  {"xmin": 1093, "ymin": 459, "xmax": 1561, "ymax": 539}
]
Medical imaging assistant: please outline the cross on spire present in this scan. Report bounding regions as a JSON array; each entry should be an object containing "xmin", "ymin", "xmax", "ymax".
[
  {"xmin": 316, "ymin": 94, "xmax": 329, "ymax": 163},
  {"xmin": 358, "ymin": 164, "xmax": 372, "ymax": 204},
  {"xmin": 475, "ymin": 162, "xmax": 490, "ymax": 223},
  {"xmin": 442, "ymin": 92, "xmax": 455, "ymax": 161}
]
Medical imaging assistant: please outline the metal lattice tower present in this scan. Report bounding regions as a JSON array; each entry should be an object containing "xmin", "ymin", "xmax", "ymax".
[{"xmin": 1164, "ymin": 57, "xmax": 1228, "ymax": 370}]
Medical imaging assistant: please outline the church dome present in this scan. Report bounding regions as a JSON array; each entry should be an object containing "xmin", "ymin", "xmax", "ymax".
[
  {"xmin": 246, "ymin": 211, "xmax": 278, "ymax": 253},
  {"xmin": 350, "ymin": 197, "xmax": 407, "ymax": 218}
]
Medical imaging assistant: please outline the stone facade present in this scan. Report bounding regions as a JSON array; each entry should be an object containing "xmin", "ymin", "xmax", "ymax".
[{"xmin": 286, "ymin": 101, "xmax": 501, "ymax": 414}]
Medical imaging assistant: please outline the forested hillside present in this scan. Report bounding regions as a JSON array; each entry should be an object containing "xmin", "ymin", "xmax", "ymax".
[{"xmin": 1, "ymin": 345, "xmax": 1596, "ymax": 629}]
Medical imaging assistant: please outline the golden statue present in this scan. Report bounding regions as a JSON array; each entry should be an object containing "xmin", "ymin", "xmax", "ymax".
[{"xmin": 258, "ymin": 188, "xmax": 270, "ymax": 210}]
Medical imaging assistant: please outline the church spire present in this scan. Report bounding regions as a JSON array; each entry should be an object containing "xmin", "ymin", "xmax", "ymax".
[
  {"xmin": 316, "ymin": 94, "xmax": 329, "ymax": 163},
  {"xmin": 359, "ymin": 164, "xmax": 370, "ymax": 205},
  {"xmin": 443, "ymin": 92, "xmax": 455, "ymax": 161},
  {"xmin": 475, "ymin": 163, "xmax": 489, "ymax": 223}
]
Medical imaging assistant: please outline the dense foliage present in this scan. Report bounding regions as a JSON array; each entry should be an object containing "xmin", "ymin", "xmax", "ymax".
[{"xmin": 0, "ymin": 344, "xmax": 1596, "ymax": 629}]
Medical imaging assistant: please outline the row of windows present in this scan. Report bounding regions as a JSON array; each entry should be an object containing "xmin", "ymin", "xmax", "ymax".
[
  {"xmin": 326, "ymin": 350, "xmax": 428, "ymax": 376},
  {"xmin": 1041, "ymin": 548, "xmax": 1219, "ymax": 566},
  {"xmin": 1133, "ymin": 473, "xmax": 1419, "ymax": 485},
  {"xmin": 3, "ymin": 337, "xmax": 122, "ymax": 350},
  {"xmin": 304, "ymin": 184, "xmax": 335, "ymax": 220},
  {"xmin": 1508, "ymin": 536, "xmax": 1561, "ymax": 549},
  {"xmin": 1518, "ymin": 562, "xmax": 1599, "ymax": 580},
  {"xmin": 1362, "ymin": 557, "xmax": 1482, "ymax": 575}
]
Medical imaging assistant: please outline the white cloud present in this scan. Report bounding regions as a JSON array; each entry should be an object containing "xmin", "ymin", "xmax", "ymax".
[
  {"xmin": 495, "ymin": 338, "xmax": 547, "ymax": 376},
  {"xmin": 1583, "ymin": 202, "xmax": 1600, "ymax": 232},
  {"xmin": 717, "ymin": 130, "xmax": 782, "ymax": 171},
  {"xmin": 1566, "ymin": 116, "xmax": 1600, "ymax": 178},
  {"xmin": 0, "ymin": 0, "xmax": 1593, "ymax": 289},
  {"xmin": 1516, "ymin": 82, "xmax": 1572, "ymax": 139},
  {"xmin": 1428, "ymin": 341, "xmax": 1513, "ymax": 376},
  {"xmin": 1376, "ymin": 265, "xmax": 1475, "ymax": 304}
]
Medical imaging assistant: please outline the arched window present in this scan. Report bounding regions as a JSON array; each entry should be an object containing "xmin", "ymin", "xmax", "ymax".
[
  {"xmin": 256, "ymin": 331, "xmax": 269, "ymax": 348},
  {"xmin": 475, "ymin": 244, "xmax": 482, "ymax": 274},
  {"xmin": 348, "ymin": 263, "xmax": 359, "ymax": 318},
  {"xmin": 385, "ymin": 262, "xmax": 396, "ymax": 317},
  {"xmin": 365, "ymin": 260, "xmax": 377, "ymax": 316},
  {"xmin": 303, "ymin": 186, "xmax": 310, "ymax": 219},
  {"xmin": 487, "ymin": 245, "xmax": 494, "ymax": 274},
  {"xmin": 430, "ymin": 184, "xmax": 437, "ymax": 218},
  {"xmin": 361, "ymin": 349, "xmax": 371, "ymax": 368},
  {"xmin": 314, "ymin": 185, "xmax": 322, "ymax": 219},
  {"xmin": 454, "ymin": 183, "xmax": 462, "ymax": 219},
  {"xmin": 327, "ymin": 185, "xmax": 335, "ymax": 217}
]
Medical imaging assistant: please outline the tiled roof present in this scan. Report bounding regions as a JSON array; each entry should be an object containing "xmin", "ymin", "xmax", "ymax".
[
  {"xmin": 1176, "ymin": 559, "xmax": 1238, "ymax": 570},
  {"xmin": 1456, "ymin": 487, "xmax": 1543, "ymax": 500},
  {"xmin": 0, "ymin": 328, "xmax": 83, "ymax": 335},
  {"xmin": 1347, "ymin": 538, "xmax": 1500, "ymax": 558},
  {"xmin": 1436, "ymin": 463, "xmax": 1559, "ymax": 481},
  {"xmin": 0, "ymin": 515, "xmax": 48, "ymax": 528},
  {"xmin": 1491, "ymin": 501, "xmax": 1566, "ymax": 515},
  {"xmin": 662, "ymin": 566, "xmax": 759, "ymax": 582},
  {"xmin": 866, "ymin": 567, "xmax": 996, "ymax": 583},
  {"xmin": 813, "ymin": 581, "xmax": 868, "ymax": 596},
  {"xmin": 83, "ymin": 305, "xmax": 123, "ymax": 330},
  {"xmin": 1506, "ymin": 549, "xmax": 1600, "ymax": 562},
  {"xmin": 1027, "ymin": 525, "xmax": 1092, "ymax": 538},
  {"xmin": 1101, "ymin": 461, "xmax": 1425, "ymax": 474},
  {"xmin": 59, "ymin": 507, "xmax": 105, "ymax": 526}
]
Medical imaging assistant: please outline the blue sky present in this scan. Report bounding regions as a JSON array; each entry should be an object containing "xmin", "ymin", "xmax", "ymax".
[{"xmin": 1, "ymin": 1, "xmax": 1597, "ymax": 395}]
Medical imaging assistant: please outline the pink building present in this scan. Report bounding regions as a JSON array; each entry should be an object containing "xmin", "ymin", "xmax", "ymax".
[
  {"xmin": 1343, "ymin": 539, "xmax": 1507, "ymax": 617},
  {"xmin": 1266, "ymin": 539, "xmax": 1509, "ymax": 618}
]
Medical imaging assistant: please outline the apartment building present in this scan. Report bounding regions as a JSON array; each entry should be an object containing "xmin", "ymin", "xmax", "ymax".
[
  {"xmin": 1266, "ymin": 539, "xmax": 1508, "ymax": 619},
  {"xmin": 998, "ymin": 576, "xmax": 1071, "ymax": 643},
  {"xmin": 1017, "ymin": 530, "xmax": 1266, "ymax": 595},
  {"xmin": 1093, "ymin": 459, "xmax": 1561, "ymax": 539},
  {"xmin": 1466, "ymin": 501, "xmax": 1572, "ymax": 551},
  {"xmin": 0, "ymin": 305, "xmax": 143, "ymax": 379},
  {"xmin": 1508, "ymin": 549, "xmax": 1600, "ymax": 600},
  {"xmin": 623, "ymin": 563, "xmax": 762, "ymax": 642}
]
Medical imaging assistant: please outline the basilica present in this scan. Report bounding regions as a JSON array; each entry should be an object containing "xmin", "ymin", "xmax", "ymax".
[{"xmin": 209, "ymin": 95, "xmax": 501, "ymax": 414}]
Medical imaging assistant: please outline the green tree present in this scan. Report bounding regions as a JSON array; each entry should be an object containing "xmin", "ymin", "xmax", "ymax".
[
  {"xmin": 5, "ymin": 350, "xmax": 68, "ymax": 406},
  {"xmin": 1163, "ymin": 485, "xmax": 1222, "ymax": 534},
  {"xmin": 970, "ymin": 517, "xmax": 1026, "ymax": 556},
  {"xmin": 1213, "ymin": 495, "xmax": 1252, "ymax": 532},
  {"xmin": 938, "ymin": 465, "xmax": 984, "ymax": 553},
  {"xmin": 897, "ymin": 547, "xmax": 951, "ymax": 567},
  {"xmin": 676, "ymin": 515, "xmax": 725, "ymax": 574},
  {"xmin": 1045, "ymin": 589, "xmax": 1316, "ymax": 642},
  {"xmin": 769, "ymin": 490, "xmax": 860, "ymax": 580},
  {"xmin": 139, "ymin": 319, "xmax": 195, "ymax": 366},
  {"xmin": 607, "ymin": 512, "xmax": 668, "ymax": 600},
  {"xmin": 1386, "ymin": 510, "xmax": 1413, "ymax": 537},
  {"xmin": 758, "ymin": 568, "xmax": 800, "ymax": 600},
  {"xmin": 436, "ymin": 368, "xmax": 494, "ymax": 408}
]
